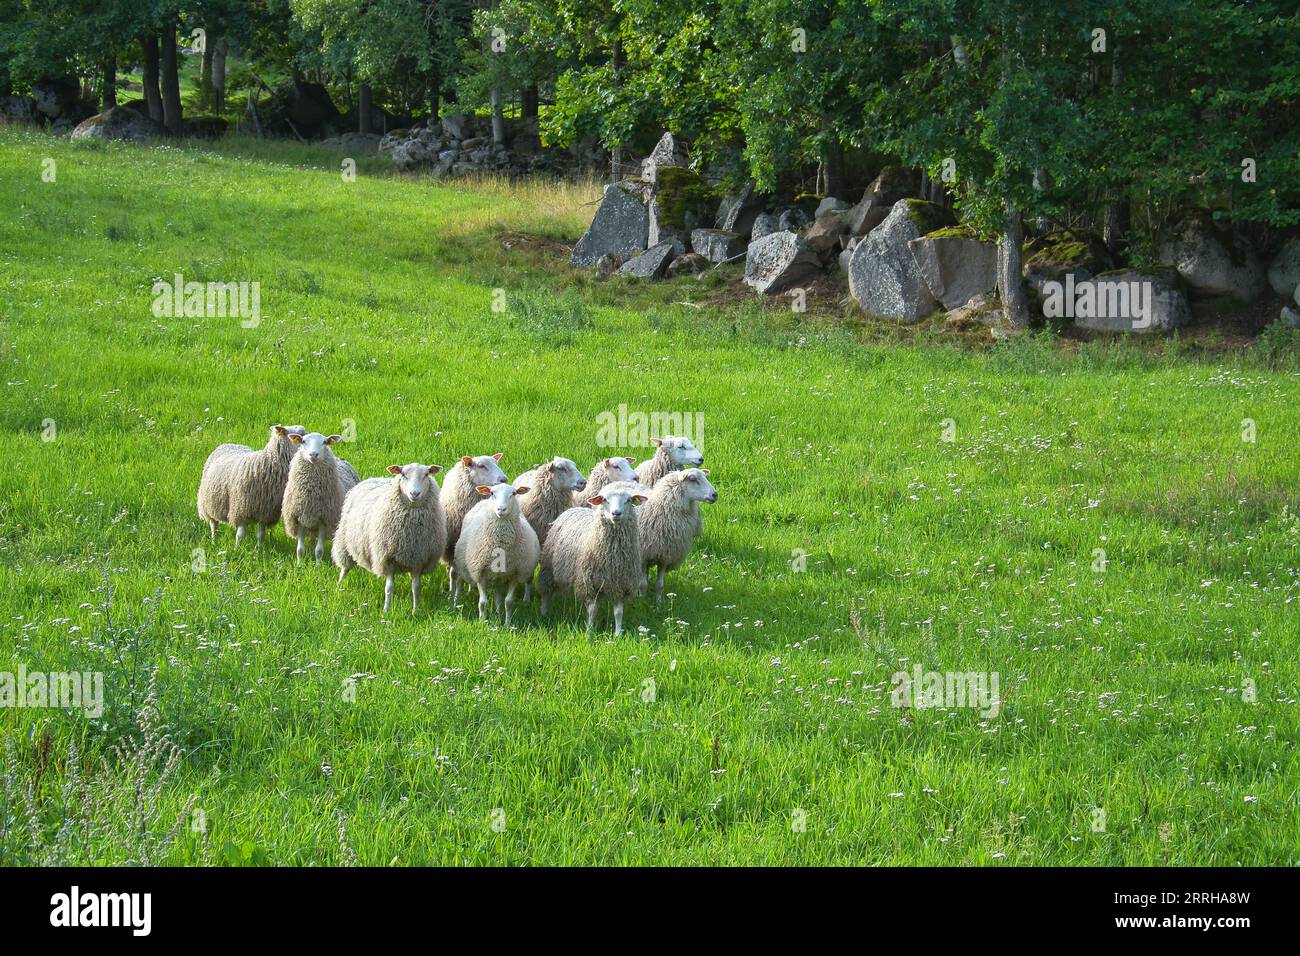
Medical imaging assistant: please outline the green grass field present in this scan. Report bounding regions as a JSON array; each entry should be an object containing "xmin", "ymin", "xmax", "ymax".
[{"xmin": 0, "ymin": 127, "xmax": 1296, "ymax": 865}]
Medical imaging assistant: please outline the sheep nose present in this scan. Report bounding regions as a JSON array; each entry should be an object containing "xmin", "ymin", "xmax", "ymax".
[
  {"xmin": 309, "ymin": 453, "xmax": 320, "ymax": 461},
  {"xmin": 708, "ymin": 493, "xmax": 718, "ymax": 503},
  {"xmin": 610, "ymin": 509, "xmax": 623, "ymax": 519}
]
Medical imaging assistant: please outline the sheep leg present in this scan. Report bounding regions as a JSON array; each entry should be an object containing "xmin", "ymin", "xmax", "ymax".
[
  {"xmin": 207, "ymin": 520, "xmax": 218, "ymax": 542},
  {"xmin": 585, "ymin": 599, "xmax": 598, "ymax": 632},
  {"xmin": 494, "ymin": 592, "xmax": 503, "ymax": 614},
  {"xmin": 234, "ymin": 524, "xmax": 246, "ymax": 548},
  {"xmin": 295, "ymin": 533, "xmax": 307, "ymax": 564},
  {"xmin": 337, "ymin": 565, "xmax": 350, "ymax": 587},
  {"xmin": 477, "ymin": 584, "xmax": 490, "ymax": 621},
  {"xmin": 539, "ymin": 592, "xmax": 550, "ymax": 618},
  {"xmin": 614, "ymin": 602, "xmax": 624, "ymax": 637},
  {"xmin": 256, "ymin": 524, "xmax": 266, "ymax": 551},
  {"xmin": 523, "ymin": 581, "xmax": 532, "ymax": 603},
  {"xmin": 654, "ymin": 567, "xmax": 666, "ymax": 605},
  {"xmin": 451, "ymin": 574, "xmax": 462, "ymax": 607},
  {"xmin": 411, "ymin": 573, "xmax": 422, "ymax": 613},
  {"xmin": 447, "ymin": 564, "xmax": 455, "ymax": 593},
  {"xmin": 504, "ymin": 584, "xmax": 518, "ymax": 627},
  {"xmin": 314, "ymin": 534, "xmax": 326, "ymax": 562},
  {"xmin": 383, "ymin": 574, "xmax": 395, "ymax": 614}
]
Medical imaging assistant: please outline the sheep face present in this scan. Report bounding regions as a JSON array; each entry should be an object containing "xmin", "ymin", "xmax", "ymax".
[
  {"xmin": 589, "ymin": 486, "xmax": 647, "ymax": 525},
  {"xmin": 462, "ymin": 453, "xmax": 508, "ymax": 487},
  {"xmin": 601, "ymin": 457, "xmax": 637, "ymax": 482},
  {"xmin": 290, "ymin": 431, "xmax": 340, "ymax": 463},
  {"xmin": 679, "ymin": 468, "xmax": 719, "ymax": 503},
  {"xmin": 549, "ymin": 457, "xmax": 587, "ymax": 492},
  {"xmin": 477, "ymin": 482, "xmax": 527, "ymax": 517},
  {"xmin": 655, "ymin": 436, "xmax": 704, "ymax": 467},
  {"xmin": 387, "ymin": 463, "xmax": 442, "ymax": 504}
]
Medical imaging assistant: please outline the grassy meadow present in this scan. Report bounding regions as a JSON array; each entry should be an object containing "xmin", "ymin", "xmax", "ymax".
[{"xmin": 0, "ymin": 127, "xmax": 1297, "ymax": 865}]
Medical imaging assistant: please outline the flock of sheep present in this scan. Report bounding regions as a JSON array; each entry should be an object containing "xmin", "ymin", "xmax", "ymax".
[{"xmin": 196, "ymin": 426, "xmax": 717, "ymax": 634}]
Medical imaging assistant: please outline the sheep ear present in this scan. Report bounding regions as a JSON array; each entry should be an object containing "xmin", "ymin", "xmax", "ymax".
[
  {"xmin": 273, "ymin": 424, "xmax": 287, "ymax": 436},
  {"xmin": 429, "ymin": 464, "xmax": 443, "ymax": 474},
  {"xmin": 476, "ymin": 485, "xmax": 492, "ymax": 496},
  {"xmin": 325, "ymin": 435, "xmax": 341, "ymax": 445},
  {"xmin": 288, "ymin": 433, "xmax": 303, "ymax": 443},
  {"xmin": 701, "ymin": 468, "xmax": 709, "ymax": 476},
  {"xmin": 624, "ymin": 457, "xmax": 637, "ymax": 465},
  {"xmin": 631, "ymin": 495, "xmax": 648, "ymax": 506},
  {"xmin": 387, "ymin": 465, "xmax": 403, "ymax": 475},
  {"xmin": 461, "ymin": 455, "xmax": 474, "ymax": 467},
  {"xmin": 651, "ymin": 437, "xmax": 663, "ymax": 447},
  {"xmin": 587, "ymin": 495, "xmax": 604, "ymax": 507},
  {"xmin": 514, "ymin": 485, "xmax": 530, "ymax": 496},
  {"xmin": 492, "ymin": 452, "xmax": 503, "ymax": 461}
]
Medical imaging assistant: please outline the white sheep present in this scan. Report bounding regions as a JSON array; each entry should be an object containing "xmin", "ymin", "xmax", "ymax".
[
  {"xmin": 332, "ymin": 463, "xmax": 447, "ymax": 614},
  {"xmin": 634, "ymin": 436, "xmax": 703, "ymax": 487},
  {"xmin": 537, "ymin": 481, "xmax": 648, "ymax": 635},
  {"xmin": 453, "ymin": 483, "xmax": 540, "ymax": 626},
  {"xmin": 197, "ymin": 424, "xmax": 306, "ymax": 549},
  {"xmin": 576, "ymin": 456, "xmax": 638, "ymax": 506},
  {"xmin": 515, "ymin": 457, "xmax": 587, "ymax": 546},
  {"xmin": 439, "ymin": 452, "xmax": 508, "ymax": 591},
  {"xmin": 637, "ymin": 468, "xmax": 718, "ymax": 604},
  {"xmin": 281, "ymin": 432, "xmax": 360, "ymax": 563}
]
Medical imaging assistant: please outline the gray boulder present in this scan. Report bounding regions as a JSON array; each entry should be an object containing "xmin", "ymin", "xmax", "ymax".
[
  {"xmin": 618, "ymin": 240, "xmax": 685, "ymax": 278},
  {"xmin": 32, "ymin": 77, "xmax": 81, "ymax": 119},
  {"xmin": 1266, "ymin": 236, "xmax": 1300, "ymax": 297},
  {"xmin": 441, "ymin": 114, "xmax": 473, "ymax": 140},
  {"xmin": 641, "ymin": 132, "xmax": 689, "ymax": 183},
  {"xmin": 751, "ymin": 212, "xmax": 780, "ymax": 242},
  {"xmin": 848, "ymin": 200, "xmax": 951, "ymax": 322},
  {"xmin": 777, "ymin": 207, "xmax": 811, "ymax": 232},
  {"xmin": 815, "ymin": 197, "xmax": 851, "ymax": 218},
  {"xmin": 570, "ymin": 181, "xmax": 650, "ymax": 268},
  {"xmin": 667, "ymin": 252, "xmax": 710, "ymax": 279},
  {"xmin": 804, "ymin": 215, "xmax": 850, "ymax": 257},
  {"xmin": 0, "ymin": 95, "xmax": 37, "ymax": 124},
  {"xmin": 847, "ymin": 166, "xmax": 921, "ymax": 235},
  {"xmin": 390, "ymin": 138, "xmax": 433, "ymax": 169},
  {"xmin": 1064, "ymin": 270, "xmax": 1191, "ymax": 333},
  {"xmin": 907, "ymin": 235, "xmax": 998, "ymax": 309},
  {"xmin": 838, "ymin": 237, "xmax": 860, "ymax": 274},
  {"xmin": 743, "ymin": 231, "xmax": 822, "ymax": 294},
  {"xmin": 1158, "ymin": 220, "xmax": 1266, "ymax": 302},
  {"xmin": 716, "ymin": 181, "xmax": 764, "ymax": 236},
  {"xmin": 691, "ymin": 228, "xmax": 747, "ymax": 263},
  {"xmin": 70, "ymin": 107, "xmax": 165, "ymax": 143}
]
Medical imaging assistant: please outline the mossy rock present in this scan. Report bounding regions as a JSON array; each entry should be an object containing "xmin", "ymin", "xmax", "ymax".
[
  {"xmin": 1025, "ymin": 233, "xmax": 1108, "ymax": 273},
  {"xmin": 902, "ymin": 199, "xmax": 955, "ymax": 235},
  {"xmin": 924, "ymin": 223, "xmax": 981, "ymax": 240},
  {"xmin": 653, "ymin": 166, "xmax": 717, "ymax": 230}
]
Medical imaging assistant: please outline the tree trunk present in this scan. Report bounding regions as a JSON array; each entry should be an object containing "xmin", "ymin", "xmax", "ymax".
[
  {"xmin": 998, "ymin": 200, "xmax": 1030, "ymax": 328},
  {"xmin": 609, "ymin": 37, "xmax": 626, "ymax": 181},
  {"xmin": 358, "ymin": 81, "xmax": 373, "ymax": 134},
  {"xmin": 428, "ymin": 69, "xmax": 441, "ymax": 123},
  {"xmin": 199, "ymin": 36, "xmax": 214, "ymax": 110},
  {"xmin": 490, "ymin": 86, "xmax": 506, "ymax": 145},
  {"xmin": 822, "ymin": 139, "xmax": 845, "ymax": 198},
  {"xmin": 1103, "ymin": 62, "xmax": 1126, "ymax": 259},
  {"xmin": 101, "ymin": 56, "xmax": 117, "ymax": 110},
  {"xmin": 140, "ymin": 34, "xmax": 163, "ymax": 123},
  {"xmin": 521, "ymin": 84, "xmax": 538, "ymax": 118},
  {"xmin": 212, "ymin": 36, "xmax": 228, "ymax": 113},
  {"xmin": 160, "ymin": 24, "xmax": 183, "ymax": 134}
]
